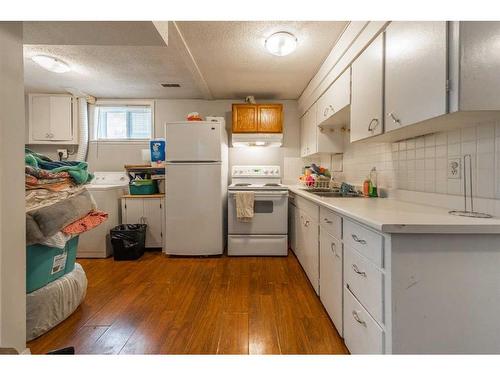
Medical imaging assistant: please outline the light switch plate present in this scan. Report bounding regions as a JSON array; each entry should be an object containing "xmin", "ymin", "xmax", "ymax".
[{"xmin": 448, "ymin": 158, "xmax": 461, "ymax": 179}]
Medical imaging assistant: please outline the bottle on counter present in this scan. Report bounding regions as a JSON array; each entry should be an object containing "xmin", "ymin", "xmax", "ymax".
[
  {"xmin": 369, "ymin": 167, "xmax": 378, "ymax": 197},
  {"xmin": 363, "ymin": 176, "xmax": 370, "ymax": 197}
]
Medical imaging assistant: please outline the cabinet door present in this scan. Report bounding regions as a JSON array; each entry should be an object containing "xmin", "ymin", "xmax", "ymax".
[
  {"xmin": 31, "ymin": 96, "xmax": 52, "ymax": 141},
  {"xmin": 351, "ymin": 34, "xmax": 384, "ymax": 142},
  {"xmin": 257, "ymin": 104, "xmax": 282, "ymax": 133},
  {"xmin": 49, "ymin": 96, "xmax": 73, "ymax": 140},
  {"xmin": 320, "ymin": 229, "xmax": 343, "ymax": 336},
  {"xmin": 232, "ymin": 104, "xmax": 258, "ymax": 133},
  {"xmin": 317, "ymin": 69, "xmax": 351, "ymax": 125},
  {"xmin": 385, "ymin": 21, "xmax": 447, "ymax": 132},
  {"xmin": 300, "ymin": 210, "xmax": 319, "ymax": 294},
  {"xmin": 122, "ymin": 199, "xmax": 144, "ymax": 224},
  {"xmin": 307, "ymin": 103, "xmax": 318, "ymax": 155},
  {"xmin": 144, "ymin": 198, "xmax": 163, "ymax": 248},
  {"xmin": 300, "ymin": 111, "xmax": 309, "ymax": 157},
  {"xmin": 288, "ymin": 203, "xmax": 296, "ymax": 252}
]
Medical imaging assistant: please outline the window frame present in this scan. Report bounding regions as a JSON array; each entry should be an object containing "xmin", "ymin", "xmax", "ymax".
[{"xmin": 92, "ymin": 99, "xmax": 155, "ymax": 143}]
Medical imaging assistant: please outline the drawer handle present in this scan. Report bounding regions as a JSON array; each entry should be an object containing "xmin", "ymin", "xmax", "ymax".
[
  {"xmin": 331, "ymin": 242, "xmax": 341, "ymax": 258},
  {"xmin": 368, "ymin": 118, "xmax": 379, "ymax": 132},
  {"xmin": 304, "ymin": 220, "xmax": 310, "ymax": 227},
  {"xmin": 323, "ymin": 107, "xmax": 329, "ymax": 117},
  {"xmin": 329, "ymin": 104, "xmax": 335, "ymax": 112},
  {"xmin": 323, "ymin": 218, "xmax": 333, "ymax": 224},
  {"xmin": 352, "ymin": 310, "xmax": 367, "ymax": 327},
  {"xmin": 351, "ymin": 234, "xmax": 367, "ymax": 245},
  {"xmin": 352, "ymin": 264, "xmax": 366, "ymax": 277}
]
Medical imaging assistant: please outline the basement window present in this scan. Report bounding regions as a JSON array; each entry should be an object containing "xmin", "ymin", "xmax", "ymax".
[{"xmin": 94, "ymin": 103, "xmax": 153, "ymax": 140}]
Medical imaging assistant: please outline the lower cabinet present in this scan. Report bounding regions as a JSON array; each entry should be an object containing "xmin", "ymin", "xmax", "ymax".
[
  {"xmin": 319, "ymin": 228, "xmax": 343, "ymax": 336},
  {"xmin": 121, "ymin": 197, "xmax": 164, "ymax": 248},
  {"xmin": 297, "ymin": 209, "xmax": 319, "ymax": 294}
]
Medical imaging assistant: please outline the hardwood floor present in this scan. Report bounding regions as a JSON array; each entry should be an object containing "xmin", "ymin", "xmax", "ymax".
[{"xmin": 28, "ymin": 251, "xmax": 348, "ymax": 354}]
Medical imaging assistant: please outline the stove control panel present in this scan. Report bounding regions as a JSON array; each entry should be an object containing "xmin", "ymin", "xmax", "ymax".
[{"xmin": 232, "ymin": 165, "xmax": 281, "ymax": 178}]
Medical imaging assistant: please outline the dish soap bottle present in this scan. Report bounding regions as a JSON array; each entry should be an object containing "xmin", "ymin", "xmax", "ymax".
[
  {"xmin": 363, "ymin": 176, "xmax": 370, "ymax": 197},
  {"xmin": 369, "ymin": 167, "xmax": 378, "ymax": 197}
]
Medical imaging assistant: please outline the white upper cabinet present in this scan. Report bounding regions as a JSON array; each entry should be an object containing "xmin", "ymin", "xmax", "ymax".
[
  {"xmin": 28, "ymin": 94, "xmax": 77, "ymax": 144},
  {"xmin": 350, "ymin": 34, "xmax": 384, "ymax": 142},
  {"xmin": 317, "ymin": 68, "xmax": 351, "ymax": 127},
  {"xmin": 384, "ymin": 22, "xmax": 448, "ymax": 133}
]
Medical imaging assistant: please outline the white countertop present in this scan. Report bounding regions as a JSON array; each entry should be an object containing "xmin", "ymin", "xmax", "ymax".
[{"xmin": 287, "ymin": 185, "xmax": 500, "ymax": 234}]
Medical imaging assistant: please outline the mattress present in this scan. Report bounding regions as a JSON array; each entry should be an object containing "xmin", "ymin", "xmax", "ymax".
[{"xmin": 26, "ymin": 263, "xmax": 87, "ymax": 341}]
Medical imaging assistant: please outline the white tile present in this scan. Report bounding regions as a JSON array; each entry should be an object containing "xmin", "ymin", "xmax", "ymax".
[
  {"xmin": 391, "ymin": 143, "xmax": 399, "ymax": 152},
  {"xmin": 436, "ymin": 157, "xmax": 447, "ymax": 170},
  {"xmin": 415, "ymin": 171, "xmax": 425, "ymax": 191},
  {"xmin": 404, "ymin": 149, "xmax": 413, "ymax": 160},
  {"xmin": 435, "ymin": 132, "xmax": 447, "ymax": 146},
  {"xmin": 436, "ymin": 145, "xmax": 447, "ymax": 158},
  {"xmin": 448, "ymin": 179, "xmax": 462, "ymax": 195},
  {"xmin": 448, "ymin": 129, "xmax": 461, "ymax": 144},
  {"xmin": 448, "ymin": 143, "xmax": 461, "ymax": 157},
  {"xmin": 415, "ymin": 136, "xmax": 425, "ymax": 149},
  {"xmin": 496, "ymin": 122, "xmax": 500, "ymax": 137},
  {"xmin": 399, "ymin": 141, "xmax": 407, "ymax": 151},
  {"xmin": 462, "ymin": 141, "xmax": 477, "ymax": 155},
  {"xmin": 416, "ymin": 159, "xmax": 425, "ymax": 170},
  {"xmin": 424, "ymin": 170, "xmax": 436, "ymax": 193},
  {"xmin": 477, "ymin": 138, "xmax": 494, "ymax": 153},
  {"xmin": 425, "ymin": 158, "xmax": 435, "ymax": 170},
  {"xmin": 399, "ymin": 150, "xmax": 407, "ymax": 160},
  {"xmin": 425, "ymin": 147, "xmax": 436, "ymax": 158},
  {"xmin": 477, "ymin": 152, "xmax": 495, "ymax": 170},
  {"xmin": 406, "ymin": 139, "xmax": 416, "ymax": 150},
  {"xmin": 406, "ymin": 159, "xmax": 416, "ymax": 171},
  {"xmin": 399, "ymin": 160, "xmax": 407, "ymax": 170},
  {"xmin": 391, "ymin": 151, "xmax": 398, "ymax": 161},
  {"xmin": 477, "ymin": 124, "xmax": 495, "ymax": 139},
  {"xmin": 477, "ymin": 169, "xmax": 495, "ymax": 198},
  {"xmin": 416, "ymin": 148, "xmax": 425, "ymax": 159},
  {"xmin": 462, "ymin": 127, "xmax": 476, "ymax": 142},
  {"xmin": 425, "ymin": 134, "xmax": 436, "ymax": 147}
]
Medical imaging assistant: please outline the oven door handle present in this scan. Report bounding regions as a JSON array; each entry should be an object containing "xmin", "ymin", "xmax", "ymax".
[{"xmin": 228, "ymin": 191, "xmax": 288, "ymax": 198}]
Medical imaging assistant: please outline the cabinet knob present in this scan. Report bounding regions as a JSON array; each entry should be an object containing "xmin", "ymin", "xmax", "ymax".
[
  {"xmin": 323, "ymin": 218, "xmax": 333, "ymax": 224},
  {"xmin": 351, "ymin": 234, "xmax": 367, "ymax": 244},
  {"xmin": 368, "ymin": 118, "xmax": 379, "ymax": 132},
  {"xmin": 323, "ymin": 107, "xmax": 329, "ymax": 117}
]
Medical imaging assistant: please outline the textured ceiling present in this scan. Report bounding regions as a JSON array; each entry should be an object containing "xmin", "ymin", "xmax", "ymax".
[
  {"xmin": 23, "ymin": 21, "xmax": 348, "ymax": 100},
  {"xmin": 176, "ymin": 21, "xmax": 348, "ymax": 99},
  {"xmin": 23, "ymin": 22, "xmax": 204, "ymax": 98}
]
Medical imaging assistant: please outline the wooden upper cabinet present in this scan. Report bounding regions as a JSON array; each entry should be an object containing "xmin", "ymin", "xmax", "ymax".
[
  {"xmin": 232, "ymin": 103, "xmax": 283, "ymax": 133},
  {"xmin": 257, "ymin": 104, "xmax": 283, "ymax": 133}
]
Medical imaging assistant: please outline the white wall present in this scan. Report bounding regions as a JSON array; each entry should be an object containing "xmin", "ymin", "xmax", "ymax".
[
  {"xmin": 0, "ymin": 22, "xmax": 26, "ymax": 352},
  {"xmin": 31, "ymin": 99, "xmax": 302, "ymax": 182}
]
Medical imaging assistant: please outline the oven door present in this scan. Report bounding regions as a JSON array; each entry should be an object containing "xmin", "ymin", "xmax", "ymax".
[{"xmin": 228, "ymin": 190, "xmax": 288, "ymax": 234}]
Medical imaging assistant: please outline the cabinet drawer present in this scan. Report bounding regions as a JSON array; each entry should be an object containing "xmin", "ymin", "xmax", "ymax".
[
  {"xmin": 343, "ymin": 219, "xmax": 384, "ymax": 267},
  {"xmin": 296, "ymin": 195, "xmax": 319, "ymax": 220},
  {"xmin": 344, "ymin": 287, "xmax": 384, "ymax": 354},
  {"xmin": 319, "ymin": 206, "xmax": 342, "ymax": 239},
  {"xmin": 344, "ymin": 247, "xmax": 384, "ymax": 324}
]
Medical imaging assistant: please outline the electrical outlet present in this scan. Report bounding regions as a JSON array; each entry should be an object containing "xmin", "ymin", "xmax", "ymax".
[
  {"xmin": 448, "ymin": 158, "xmax": 461, "ymax": 179},
  {"xmin": 57, "ymin": 149, "xmax": 68, "ymax": 160}
]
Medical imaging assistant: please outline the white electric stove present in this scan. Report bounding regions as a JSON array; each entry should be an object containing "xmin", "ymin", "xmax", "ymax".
[{"xmin": 227, "ymin": 166, "xmax": 288, "ymax": 256}]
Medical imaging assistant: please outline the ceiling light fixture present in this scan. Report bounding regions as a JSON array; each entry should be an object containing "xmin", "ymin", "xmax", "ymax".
[
  {"xmin": 31, "ymin": 55, "xmax": 71, "ymax": 73},
  {"xmin": 265, "ymin": 32, "xmax": 298, "ymax": 56}
]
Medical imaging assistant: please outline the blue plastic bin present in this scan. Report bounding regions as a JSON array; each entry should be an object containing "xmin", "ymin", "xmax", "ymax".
[{"xmin": 26, "ymin": 236, "xmax": 79, "ymax": 293}]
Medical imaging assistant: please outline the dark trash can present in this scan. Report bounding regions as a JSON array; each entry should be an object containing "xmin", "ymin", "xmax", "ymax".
[{"xmin": 110, "ymin": 224, "xmax": 147, "ymax": 261}]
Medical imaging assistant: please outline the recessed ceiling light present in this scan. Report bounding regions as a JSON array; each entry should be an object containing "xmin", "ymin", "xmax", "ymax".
[
  {"xmin": 265, "ymin": 32, "xmax": 298, "ymax": 56},
  {"xmin": 31, "ymin": 55, "xmax": 71, "ymax": 73}
]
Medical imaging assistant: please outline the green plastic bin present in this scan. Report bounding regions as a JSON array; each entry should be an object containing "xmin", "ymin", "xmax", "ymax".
[
  {"xmin": 26, "ymin": 236, "xmax": 79, "ymax": 294},
  {"xmin": 129, "ymin": 179, "xmax": 158, "ymax": 195}
]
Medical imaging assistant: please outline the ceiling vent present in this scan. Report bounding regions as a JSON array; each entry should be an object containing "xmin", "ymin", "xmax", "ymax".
[{"xmin": 161, "ymin": 83, "xmax": 181, "ymax": 87}]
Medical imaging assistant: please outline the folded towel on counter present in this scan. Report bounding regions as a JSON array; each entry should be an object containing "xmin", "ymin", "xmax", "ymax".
[
  {"xmin": 26, "ymin": 190, "xmax": 96, "ymax": 245},
  {"xmin": 62, "ymin": 210, "xmax": 108, "ymax": 235},
  {"xmin": 235, "ymin": 191, "xmax": 255, "ymax": 222}
]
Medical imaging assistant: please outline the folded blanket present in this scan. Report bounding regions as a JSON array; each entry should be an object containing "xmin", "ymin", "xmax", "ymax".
[
  {"xmin": 62, "ymin": 210, "xmax": 108, "ymax": 235},
  {"xmin": 25, "ymin": 148, "xmax": 93, "ymax": 185},
  {"xmin": 25, "ymin": 185, "xmax": 86, "ymax": 213},
  {"xmin": 25, "ymin": 165, "xmax": 70, "ymax": 180},
  {"xmin": 26, "ymin": 190, "xmax": 96, "ymax": 245},
  {"xmin": 25, "ymin": 175, "xmax": 74, "ymax": 192}
]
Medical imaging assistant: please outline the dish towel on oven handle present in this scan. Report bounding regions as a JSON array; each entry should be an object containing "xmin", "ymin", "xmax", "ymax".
[{"xmin": 235, "ymin": 191, "xmax": 255, "ymax": 222}]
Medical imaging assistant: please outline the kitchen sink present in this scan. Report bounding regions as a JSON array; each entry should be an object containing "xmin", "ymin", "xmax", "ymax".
[{"xmin": 301, "ymin": 189, "xmax": 363, "ymax": 198}]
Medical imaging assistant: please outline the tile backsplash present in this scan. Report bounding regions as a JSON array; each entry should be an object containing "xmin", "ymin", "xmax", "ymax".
[{"xmin": 323, "ymin": 121, "xmax": 500, "ymax": 200}]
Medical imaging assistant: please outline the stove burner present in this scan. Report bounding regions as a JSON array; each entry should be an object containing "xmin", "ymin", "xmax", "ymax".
[
  {"xmin": 264, "ymin": 183, "xmax": 281, "ymax": 186},
  {"xmin": 234, "ymin": 183, "xmax": 251, "ymax": 186}
]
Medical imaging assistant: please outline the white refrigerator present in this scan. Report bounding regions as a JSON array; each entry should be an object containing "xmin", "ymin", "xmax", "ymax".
[{"xmin": 164, "ymin": 120, "xmax": 228, "ymax": 255}]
